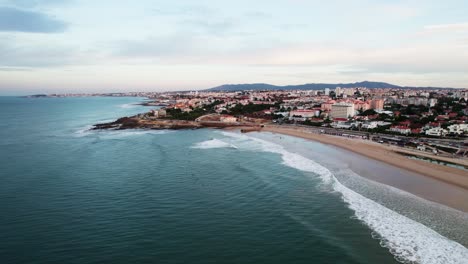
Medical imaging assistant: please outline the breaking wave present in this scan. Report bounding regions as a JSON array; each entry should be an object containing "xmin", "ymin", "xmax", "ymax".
[
  {"xmin": 192, "ymin": 139, "xmax": 238, "ymax": 149},
  {"xmin": 220, "ymin": 131, "xmax": 468, "ymax": 264},
  {"xmin": 119, "ymin": 103, "xmax": 139, "ymax": 109},
  {"xmin": 75, "ymin": 128, "xmax": 172, "ymax": 139}
]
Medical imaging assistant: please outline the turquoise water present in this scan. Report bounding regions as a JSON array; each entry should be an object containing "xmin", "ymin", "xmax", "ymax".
[{"xmin": 0, "ymin": 97, "xmax": 466, "ymax": 264}]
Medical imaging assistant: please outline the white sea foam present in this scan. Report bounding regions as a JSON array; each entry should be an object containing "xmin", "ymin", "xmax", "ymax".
[
  {"xmin": 119, "ymin": 103, "xmax": 138, "ymax": 109},
  {"xmin": 220, "ymin": 131, "xmax": 468, "ymax": 264},
  {"xmin": 74, "ymin": 125, "xmax": 94, "ymax": 137},
  {"xmin": 192, "ymin": 139, "xmax": 237, "ymax": 149},
  {"xmin": 98, "ymin": 130, "xmax": 172, "ymax": 139},
  {"xmin": 75, "ymin": 128, "xmax": 172, "ymax": 139}
]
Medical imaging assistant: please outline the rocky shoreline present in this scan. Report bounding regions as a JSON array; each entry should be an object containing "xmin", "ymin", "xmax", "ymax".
[{"xmin": 92, "ymin": 115, "xmax": 262, "ymax": 131}]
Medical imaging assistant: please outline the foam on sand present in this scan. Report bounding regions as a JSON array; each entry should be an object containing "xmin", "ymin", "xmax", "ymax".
[
  {"xmin": 220, "ymin": 131, "xmax": 468, "ymax": 264},
  {"xmin": 192, "ymin": 139, "xmax": 237, "ymax": 149}
]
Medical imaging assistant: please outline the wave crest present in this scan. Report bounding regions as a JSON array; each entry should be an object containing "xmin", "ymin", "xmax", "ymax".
[{"xmin": 192, "ymin": 139, "xmax": 237, "ymax": 149}]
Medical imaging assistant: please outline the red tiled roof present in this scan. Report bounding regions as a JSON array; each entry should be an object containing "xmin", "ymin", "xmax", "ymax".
[{"xmin": 333, "ymin": 118, "xmax": 348, "ymax": 121}]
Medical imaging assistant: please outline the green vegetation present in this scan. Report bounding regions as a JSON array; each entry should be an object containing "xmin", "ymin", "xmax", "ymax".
[
  {"xmin": 165, "ymin": 100, "xmax": 223, "ymax": 120},
  {"xmin": 303, "ymin": 120, "xmax": 323, "ymax": 127},
  {"xmin": 165, "ymin": 108, "xmax": 207, "ymax": 120},
  {"xmin": 359, "ymin": 109, "xmax": 377, "ymax": 116},
  {"xmin": 229, "ymin": 103, "xmax": 273, "ymax": 115}
]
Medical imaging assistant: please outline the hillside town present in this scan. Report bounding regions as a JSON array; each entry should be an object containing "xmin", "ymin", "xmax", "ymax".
[{"xmin": 143, "ymin": 87, "xmax": 468, "ymax": 139}]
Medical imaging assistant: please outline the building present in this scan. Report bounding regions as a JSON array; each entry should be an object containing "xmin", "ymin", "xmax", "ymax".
[
  {"xmin": 389, "ymin": 126, "xmax": 411, "ymax": 135},
  {"xmin": 324, "ymin": 88, "xmax": 330, "ymax": 96},
  {"xmin": 321, "ymin": 100, "xmax": 336, "ymax": 111},
  {"xmin": 330, "ymin": 103, "xmax": 355, "ymax": 119},
  {"xmin": 154, "ymin": 108, "xmax": 167, "ymax": 118},
  {"xmin": 289, "ymin": 110, "xmax": 316, "ymax": 118},
  {"xmin": 354, "ymin": 101, "xmax": 370, "ymax": 111},
  {"xmin": 332, "ymin": 118, "xmax": 352, "ymax": 129},
  {"xmin": 425, "ymin": 127, "xmax": 448, "ymax": 137},
  {"xmin": 370, "ymin": 99, "xmax": 384, "ymax": 110},
  {"xmin": 428, "ymin": 98, "xmax": 438, "ymax": 107},
  {"xmin": 447, "ymin": 124, "xmax": 468, "ymax": 135},
  {"xmin": 361, "ymin": 121, "xmax": 379, "ymax": 129},
  {"xmin": 220, "ymin": 115, "xmax": 237, "ymax": 123},
  {"xmin": 335, "ymin": 87, "xmax": 342, "ymax": 96}
]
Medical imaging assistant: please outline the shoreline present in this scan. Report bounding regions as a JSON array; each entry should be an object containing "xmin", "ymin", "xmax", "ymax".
[
  {"xmin": 255, "ymin": 125, "xmax": 468, "ymax": 213},
  {"xmin": 261, "ymin": 125, "xmax": 468, "ymax": 190},
  {"xmin": 92, "ymin": 116, "xmax": 468, "ymax": 211}
]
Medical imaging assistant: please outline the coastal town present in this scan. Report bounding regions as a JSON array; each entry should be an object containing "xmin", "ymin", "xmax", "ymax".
[
  {"xmin": 140, "ymin": 87, "xmax": 468, "ymax": 138},
  {"xmin": 90, "ymin": 86, "xmax": 468, "ymax": 164}
]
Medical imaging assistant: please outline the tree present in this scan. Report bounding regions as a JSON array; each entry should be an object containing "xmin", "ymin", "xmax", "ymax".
[{"xmin": 360, "ymin": 109, "xmax": 377, "ymax": 116}]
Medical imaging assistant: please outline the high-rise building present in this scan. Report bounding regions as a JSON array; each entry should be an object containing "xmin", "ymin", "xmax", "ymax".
[
  {"xmin": 370, "ymin": 99, "xmax": 384, "ymax": 110},
  {"xmin": 335, "ymin": 87, "xmax": 342, "ymax": 96},
  {"xmin": 330, "ymin": 103, "xmax": 355, "ymax": 119},
  {"xmin": 324, "ymin": 88, "xmax": 330, "ymax": 96}
]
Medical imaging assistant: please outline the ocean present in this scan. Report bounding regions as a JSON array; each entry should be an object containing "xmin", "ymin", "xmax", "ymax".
[{"xmin": 0, "ymin": 96, "xmax": 466, "ymax": 264}]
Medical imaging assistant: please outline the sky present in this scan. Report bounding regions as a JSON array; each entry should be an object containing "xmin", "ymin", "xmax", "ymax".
[{"xmin": 0, "ymin": 0, "xmax": 467, "ymax": 95}]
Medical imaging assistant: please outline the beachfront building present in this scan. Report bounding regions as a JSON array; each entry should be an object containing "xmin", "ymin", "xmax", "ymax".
[
  {"xmin": 389, "ymin": 126, "xmax": 411, "ymax": 135},
  {"xmin": 447, "ymin": 124, "xmax": 468, "ymax": 135},
  {"xmin": 330, "ymin": 103, "xmax": 355, "ymax": 119},
  {"xmin": 425, "ymin": 127, "xmax": 448, "ymax": 137},
  {"xmin": 361, "ymin": 121, "xmax": 379, "ymax": 129},
  {"xmin": 332, "ymin": 118, "xmax": 353, "ymax": 129},
  {"xmin": 289, "ymin": 110, "xmax": 316, "ymax": 119}
]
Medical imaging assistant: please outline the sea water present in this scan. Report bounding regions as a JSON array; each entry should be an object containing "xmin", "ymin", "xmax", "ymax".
[{"xmin": 0, "ymin": 96, "xmax": 466, "ymax": 264}]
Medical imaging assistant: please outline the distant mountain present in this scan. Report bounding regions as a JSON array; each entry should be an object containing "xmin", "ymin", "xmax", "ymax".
[{"xmin": 206, "ymin": 81, "xmax": 460, "ymax": 91}]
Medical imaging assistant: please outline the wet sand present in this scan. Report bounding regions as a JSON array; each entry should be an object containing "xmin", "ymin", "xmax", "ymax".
[{"xmin": 260, "ymin": 125, "xmax": 468, "ymax": 212}]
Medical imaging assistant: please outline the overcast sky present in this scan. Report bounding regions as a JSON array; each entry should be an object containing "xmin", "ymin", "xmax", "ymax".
[{"xmin": 0, "ymin": 0, "xmax": 467, "ymax": 94}]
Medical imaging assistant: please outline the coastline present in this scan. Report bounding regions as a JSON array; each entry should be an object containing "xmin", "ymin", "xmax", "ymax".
[
  {"xmin": 92, "ymin": 116, "xmax": 468, "ymax": 211},
  {"xmin": 261, "ymin": 125, "xmax": 468, "ymax": 190}
]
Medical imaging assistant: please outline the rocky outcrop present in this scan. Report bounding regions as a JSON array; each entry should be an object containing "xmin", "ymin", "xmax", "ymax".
[{"xmin": 92, "ymin": 113, "xmax": 263, "ymax": 131}]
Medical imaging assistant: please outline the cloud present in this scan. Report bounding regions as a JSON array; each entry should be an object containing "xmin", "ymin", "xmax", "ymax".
[
  {"xmin": 0, "ymin": 66, "xmax": 32, "ymax": 71},
  {"xmin": 0, "ymin": 0, "xmax": 71, "ymax": 8},
  {"xmin": 178, "ymin": 18, "xmax": 234, "ymax": 35},
  {"xmin": 424, "ymin": 23, "xmax": 468, "ymax": 32},
  {"xmin": 201, "ymin": 41, "xmax": 468, "ymax": 75},
  {"xmin": 0, "ymin": 7, "xmax": 67, "ymax": 33},
  {"xmin": 151, "ymin": 5, "xmax": 214, "ymax": 17},
  {"xmin": 0, "ymin": 36, "xmax": 76, "ymax": 67}
]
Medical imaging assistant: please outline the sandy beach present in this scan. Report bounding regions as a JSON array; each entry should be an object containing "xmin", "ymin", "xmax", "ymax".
[{"xmin": 261, "ymin": 125, "xmax": 468, "ymax": 191}]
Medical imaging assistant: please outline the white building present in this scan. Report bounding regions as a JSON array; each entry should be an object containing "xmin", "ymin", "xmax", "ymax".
[
  {"xmin": 448, "ymin": 124, "xmax": 468, "ymax": 135},
  {"xmin": 154, "ymin": 108, "xmax": 167, "ymax": 118},
  {"xmin": 220, "ymin": 115, "xmax": 237, "ymax": 123},
  {"xmin": 389, "ymin": 126, "xmax": 411, "ymax": 135},
  {"xmin": 330, "ymin": 103, "xmax": 355, "ymax": 119},
  {"xmin": 324, "ymin": 88, "xmax": 330, "ymax": 96},
  {"xmin": 289, "ymin": 110, "xmax": 315, "ymax": 118},
  {"xmin": 428, "ymin": 98, "xmax": 438, "ymax": 107},
  {"xmin": 425, "ymin": 127, "xmax": 448, "ymax": 137},
  {"xmin": 335, "ymin": 87, "xmax": 342, "ymax": 96},
  {"xmin": 332, "ymin": 119, "xmax": 353, "ymax": 129},
  {"xmin": 361, "ymin": 121, "xmax": 379, "ymax": 129}
]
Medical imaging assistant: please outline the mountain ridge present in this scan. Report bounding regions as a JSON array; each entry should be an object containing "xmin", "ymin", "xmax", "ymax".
[{"xmin": 205, "ymin": 81, "xmax": 463, "ymax": 91}]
